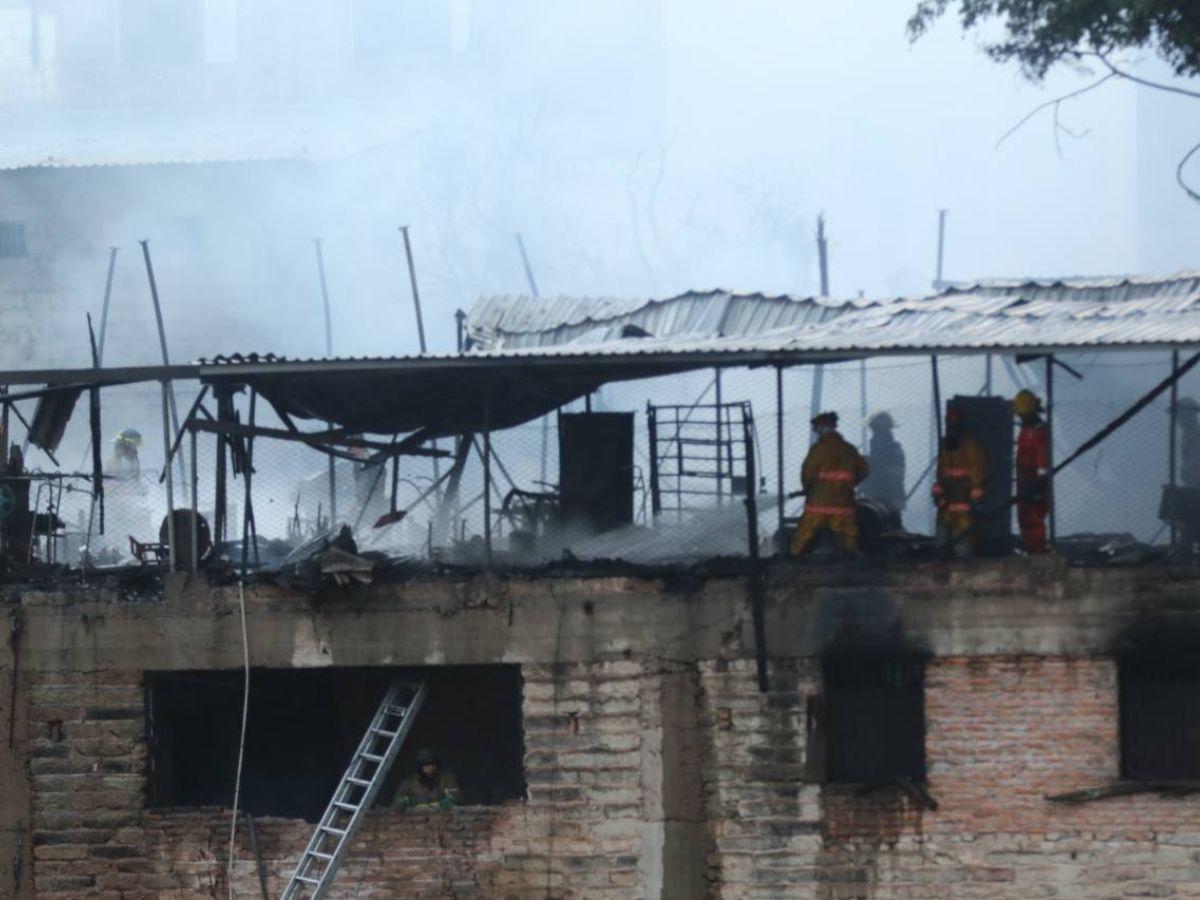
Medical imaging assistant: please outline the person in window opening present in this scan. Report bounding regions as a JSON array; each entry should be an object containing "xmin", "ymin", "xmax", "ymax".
[
  {"xmin": 932, "ymin": 404, "xmax": 986, "ymax": 558},
  {"xmin": 860, "ymin": 411, "xmax": 906, "ymax": 517},
  {"xmin": 105, "ymin": 428, "xmax": 142, "ymax": 477},
  {"xmin": 791, "ymin": 411, "xmax": 869, "ymax": 556},
  {"xmin": 1013, "ymin": 390, "xmax": 1050, "ymax": 554},
  {"xmin": 394, "ymin": 747, "xmax": 459, "ymax": 811}
]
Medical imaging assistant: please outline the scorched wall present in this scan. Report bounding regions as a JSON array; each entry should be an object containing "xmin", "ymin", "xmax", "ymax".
[{"xmin": 4, "ymin": 559, "xmax": 1200, "ymax": 898}]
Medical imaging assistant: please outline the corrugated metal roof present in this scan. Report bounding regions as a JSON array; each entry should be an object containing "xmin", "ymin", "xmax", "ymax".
[
  {"xmin": 941, "ymin": 271, "xmax": 1200, "ymax": 303},
  {"xmin": 467, "ymin": 289, "xmax": 873, "ymax": 350},
  {"xmin": 467, "ymin": 272, "xmax": 1200, "ymax": 355}
]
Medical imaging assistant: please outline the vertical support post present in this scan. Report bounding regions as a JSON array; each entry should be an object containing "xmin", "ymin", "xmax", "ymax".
[
  {"xmin": 515, "ymin": 233, "xmax": 540, "ymax": 299},
  {"xmin": 744, "ymin": 409, "xmax": 768, "ymax": 694},
  {"xmin": 189, "ymin": 427, "xmax": 198, "ymax": 573},
  {"xmin": 97, "ymin": 247, "xmax": 118, "ymax": 365},
  {"xmin": 931, "ymin": 355, "xmax": 943, "ymax": 446},
  {"xmin": 647, "ymin": 403, "xmax": 661, "ymax": 518},
  {"xmin": 811, "ymin": 216, "xmax": 829, "ymax": 444},
  {"xmin": 775, "ymin": 365, "xmax": 785, "ymax": 539},
  {"xmin": 482, "ymin": 391, "xmax": 493, "ymax": 567},
  {"xmin": 241, "ymin": 390, "xmax": 257, "ymax": 576},
  {"xmin": 159, "ymin": 381, "xmax": 176, "ymax": 572},
  {"xmin": 858, "ymin": 358, "xmax": 868, "ymax": 451},
  {"xmin": 399, "ymin": 226, "xmax": 428, "ymax": 353},
  {"xmin": 140, "ymin": 240, "xmax": 185, "ymax": 484},
  {"xmin": 313, "ymin": 239, "xmax": 334, "ymax": 357},
  {"xmin": 1045, "ymin": 355, "xmax": 1056, "ymax": 546},
  {"xmin": 313, "ymin": 239, "xmax": 338, "ymax": 526},
  {"xmin": 714, "ymin": 369, "xmax": 724, "ymax": 504},
  {"xmin": 454, "ymin": 309, "xmax": 466, "ymax": 353},
  {"xmin": 984, "ymin": 354, "xmax": 994, "ymax": 396},
  {"xmin": 214, "ymin": 430, "xmax": 227, "ymax": 543},
  {"xmin": 1170, "ymin": 350, "xmax": 1180, "ymax": 546}
]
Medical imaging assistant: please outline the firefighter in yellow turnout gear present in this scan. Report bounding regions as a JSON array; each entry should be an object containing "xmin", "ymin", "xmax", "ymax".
[
  {"xmin": 791, "ymin": 412, "xmax": 869, "ymax": 555},
  {"xmin": 932, "ymin": 405, "xmax": 986, "ymax": 557}
]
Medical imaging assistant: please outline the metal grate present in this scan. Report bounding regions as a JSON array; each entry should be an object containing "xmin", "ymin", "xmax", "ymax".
[
  {"xmin": 0, "ymin": 222, "xmax": 27, "ymax": 258},
  {"xmin": 824, "ymin": 657, "xmax": 926, "ymax": 783},
  {"xmin": 1119, "ymin": 656, "xmax": 1200, "ymax": 781},
  {"xmin": 647, "ymin": 399, "xmax": 755, "ymax": 521}
]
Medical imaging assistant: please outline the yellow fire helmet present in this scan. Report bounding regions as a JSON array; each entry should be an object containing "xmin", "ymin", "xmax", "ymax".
[{"xmin": 1012, "ymin": 390, "xmax": 1042, "ymax": 417}]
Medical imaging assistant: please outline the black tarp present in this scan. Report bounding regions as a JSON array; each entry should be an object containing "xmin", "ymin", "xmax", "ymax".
[{"xmin": 206, "ymin": 359, "xmax": 704, "ymax": 438}]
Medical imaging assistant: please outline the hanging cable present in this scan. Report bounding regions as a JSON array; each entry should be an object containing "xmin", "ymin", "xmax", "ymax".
[{"xmin": 227, "ymin": 580, "xmax": 251, "ymax": 899}]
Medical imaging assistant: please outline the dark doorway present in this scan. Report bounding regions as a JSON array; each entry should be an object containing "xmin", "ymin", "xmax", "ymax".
[{"xmin": 145, "ymin": 665, "xmax": 524, "ymax": 822}]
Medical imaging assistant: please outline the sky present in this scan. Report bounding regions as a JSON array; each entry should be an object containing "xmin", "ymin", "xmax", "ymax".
[{"xmin": 2, "ymin": 0, "xmax": 1198, "ymax": 361}]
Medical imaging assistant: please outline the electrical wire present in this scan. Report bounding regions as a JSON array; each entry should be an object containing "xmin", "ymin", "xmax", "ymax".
[{"xmin": 227, "ymin": 579, "xmax": 251, "ymax": 899}]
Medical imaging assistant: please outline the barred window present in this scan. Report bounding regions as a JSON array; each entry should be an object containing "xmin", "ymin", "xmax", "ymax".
[
  {"xmin": 0, "ymin": 222, "xmax": 27, "ymax": 258},
  {"xmin": 823, "ymin": 657, "xmax": 926, "ymax": 783},
  {"xmin": 1119, "ymin": 656, "xmax": 1200, "ymax": 781}
]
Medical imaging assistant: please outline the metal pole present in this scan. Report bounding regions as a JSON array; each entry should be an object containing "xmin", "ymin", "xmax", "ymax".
[
  {"xmin": 454, "ymin": 309, "xmax": 466, "ymax": 354},
  {"xmin": 775, "ymin": 366, "xmax": 785, "ymax": 540},
  {"xmin": 1170, "ymin": 350, "xmax": 1180, "ymax": 546},
  {"xmin": 313, "ymin": 239, "xmax": 338, "ymax": 528},
  {"xmin": 97, "ymin": 247, "xmax": 118, "ymax": 365},
  {"xmin": 399, "ymin": 226, "xmax": 428, "ymax": 353},
  {"xmin": 140, "ymin": 240, "xmax": 184, "ymax": 484},
  {"xmin": 313, "ymin": 239, "xmax": 333, "ymax": 357},
  {"xmin": 160, "ymin": 381, "xmax": 176, "ymax": 572},
  {"xmin": 931, "ymin": 355, "xmax": 943, "ymax": 446},
  {"xmin": 1045, "ymin": 355, "xmax": 1056, "ymax": 545},
  {"xmin": 482, "ymin": 391, "xmax": 493, "ymax": 567},
  {"xmin": 189, "ymin": 427, "xmax": 198, "ymax": 573},
  {"xmin": 935, "ymin": 209, "xmax": 947, "ymax": 288},
  {"xmin": 859, "ymin": 358, "xmax": 868, "ymax": 451},
  {"xmin": 985, "ymin": 354, "xmax": 994, "ymax": 396},
  {"xmin": 817, "ymin": 214, "xmax": 830, "ymax": 298},
  {"xmin": 515, "ymin": 233, "xmax": 540, "ymax": 299},
  {"xmin": 714, "ymin": 369, "xmax": 724, "ymax": 504}
]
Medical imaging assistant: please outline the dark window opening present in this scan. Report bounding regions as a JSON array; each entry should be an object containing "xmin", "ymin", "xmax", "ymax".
[
  {"xmin": 823, "ymin": 657, "xmax": 926, "ymax": 783},
  {"xmin": 0, "ymin": 222, "xmax": 27, "ymax": 258},
  {"xmin": 145, "ymin": 665, "xmax": 525, "ymax": 822},
  {"xmin": 1120, "ymin": 656, "xmax": 1200, "ymax": 781},
  {"xmin": 118, "ymin": 0, "xmax": 203, "ymax": 65}
]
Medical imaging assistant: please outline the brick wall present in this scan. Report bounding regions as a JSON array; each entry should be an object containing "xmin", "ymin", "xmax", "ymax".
[
  {"xmin": 19, "ymin": 656, "xmax": 1200, "ymax": 899},
  {"xmin": 701, "ymin": 656, "xmax": 1200, "ymax": 899}
]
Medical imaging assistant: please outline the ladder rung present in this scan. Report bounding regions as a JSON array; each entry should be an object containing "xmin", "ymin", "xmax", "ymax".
[
  {"xmin": 384, "ymin": 705, "xmax": 408, "ymax": 716},
  {"xmin": 373, "ymin": 728, "xmax": 398, "ymax": 739},
  {"xmin": 333, "ymin": 801, "xmax": 359, "ymax": 812},
  {"xmin": 320, "ymin": 825, "xmax": 347, "ymax": 836},
  {"xmin": 346, "ymin": 777, "xmax": 371, "ymax": 787},
  {"xmin": 361, "ymin": 752, "xmax": 384, "ymax": 763},
  {"xmin": 308, "ymin": 850, "xmax": 335, "ymax": 861},
  {"xmin": 296, "ymin": 875, "xmax": 321, "ymax": 885}
]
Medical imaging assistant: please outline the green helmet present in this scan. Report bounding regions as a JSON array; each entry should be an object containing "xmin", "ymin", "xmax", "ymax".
[{"xmin": 415, "ymin": 747, "xmax": 436, "ymax": 764}]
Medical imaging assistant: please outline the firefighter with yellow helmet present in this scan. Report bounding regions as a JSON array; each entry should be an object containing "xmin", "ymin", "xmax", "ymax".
[{"xmin": 791, "ymin": 412, "xmax": 869, "ymax": 555}]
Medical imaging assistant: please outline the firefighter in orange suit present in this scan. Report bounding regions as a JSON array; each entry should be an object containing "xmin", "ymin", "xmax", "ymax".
[
  {"xmin": 932, "ymin": 405, "xmax": 986, "ymax": 557},
  {"xmin": 1013, "ymin": 389, "xmax": 1050, "ymax": 553},
  {"xmin": 791, "ymin": 412, "xmax": 869, "ymax": 555}
]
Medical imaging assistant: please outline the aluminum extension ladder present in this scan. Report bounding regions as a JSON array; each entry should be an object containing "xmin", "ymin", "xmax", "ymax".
[{"xmin": 281, "ymin": 680, "xmax": 427, "ymax": 899}]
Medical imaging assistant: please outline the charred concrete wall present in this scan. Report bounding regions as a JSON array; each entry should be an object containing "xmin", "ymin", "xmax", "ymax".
[{"xmin": 5, "ymin": 559, "xmax": 1200, "ymax": 898}]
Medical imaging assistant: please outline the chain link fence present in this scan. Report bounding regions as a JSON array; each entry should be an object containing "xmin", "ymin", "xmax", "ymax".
[{"xmin": 20, "ymin": 350, "xmax": 1198, "ymax": 570}]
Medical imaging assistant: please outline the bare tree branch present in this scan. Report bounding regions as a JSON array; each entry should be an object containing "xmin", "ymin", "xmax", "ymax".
[
  {"xmin": 1178, "ymin": 140, "xmax": 1200, "ymax": 203},
  {"xmin": 995, "ymin": 73, "xmax": 1115, "ymax": 148},
  {"xmin": 1088, "ymin": 52, "xmax": 1200, "ymax": 100}
]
